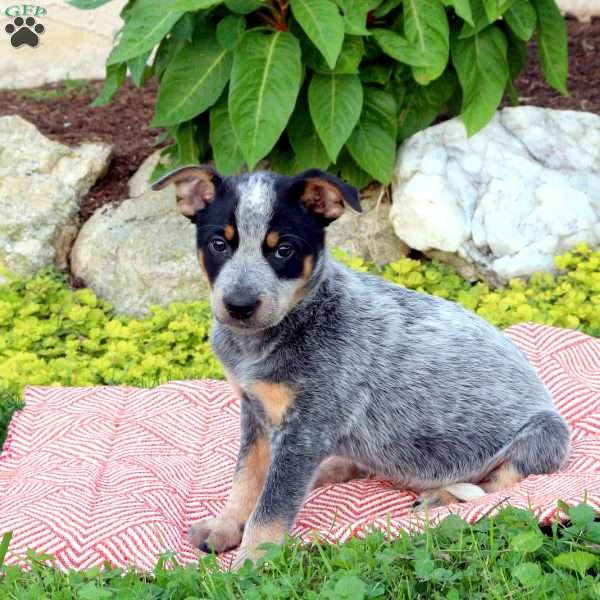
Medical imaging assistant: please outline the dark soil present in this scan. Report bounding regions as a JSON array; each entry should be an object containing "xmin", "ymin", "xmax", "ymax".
[
  {"xmin": 0, "ymin": 79, "xmax": 164, "ymax": 223},
  {"xmin": 511, "ymin": 19, "xmax": 600, "ymax": 113},
  {"xmin": 0, "ymin": 18, "xmax": 598, "ymax": 224}
]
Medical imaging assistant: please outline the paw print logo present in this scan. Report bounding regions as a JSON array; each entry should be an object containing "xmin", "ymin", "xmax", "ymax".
[{"xmin": 5, "ymin": 16, "xmax": 45, "ymax": 48}]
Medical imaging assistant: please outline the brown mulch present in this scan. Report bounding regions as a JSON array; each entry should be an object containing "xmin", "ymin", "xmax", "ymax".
[
  {"xmin": 512, "ymin": 19, "xmax": 600, "ymax": 113},
  {"xmin": 0, "ymin": 79, "xmax": 164, "ymax": 223},
  {"xmin": 0, "ymin": 18, "xmax": 598, "ymax": 225}
]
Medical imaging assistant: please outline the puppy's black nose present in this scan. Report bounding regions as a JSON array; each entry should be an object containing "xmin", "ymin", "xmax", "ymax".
[{"xmin": 224, "ymin": 294, "xmax": 261, "ymax": 320}]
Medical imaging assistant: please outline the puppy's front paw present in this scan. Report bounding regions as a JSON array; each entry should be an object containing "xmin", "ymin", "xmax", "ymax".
[
  {"xmin": 188, "ymin": 515, "xmax": 243, "ymax": 554},
  {"xmin": 230, "ymin": 545, "xmax": 257, "ymax": 571}
]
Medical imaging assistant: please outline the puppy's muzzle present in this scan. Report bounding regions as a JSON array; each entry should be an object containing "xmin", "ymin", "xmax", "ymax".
[{"xmin": 223, "ymin": 293, "xmax": 262, "ymax": 321}]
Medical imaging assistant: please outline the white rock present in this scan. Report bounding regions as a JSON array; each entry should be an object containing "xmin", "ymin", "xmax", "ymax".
[
  {"xmin": 556, "ymin": 0, "xmax": 600, "ymax": 22},
  {"xmin": 71, "ymin": 187, "xmax": 209, "ymax": 316},
  {"xmin": 0, "ymin": 1, "xmax": 128, "ymax": 89},
  {"xmin": 0, "ymin": 116, "xmax": 111, "ymax": 276},
  {"xmin": 128, "ymin": 150, "xmax": 163, "ymax": 198},
  {"xmin": 390, "ymin": 107, "xmax": 600, "ymax": 285}
]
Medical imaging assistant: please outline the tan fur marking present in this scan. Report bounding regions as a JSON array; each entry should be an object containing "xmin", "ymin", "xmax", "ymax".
[
  {"xmin": 196, "ymin": 249, "xmax": 210, "ymax": 285},
  {"xmin": 302, "ymin": 255, "xmax": 314, "ymax": 280},
  {"xmin": 266, "ymin": 231, "xmax": 280, "ymax": 249},
  {"xmin": 224, "ymin": 225, "xmax": 235, "ymax": 241},
  {"xmin": 313, "ymin": 457, "xmax": 368, "ymax": 488},
  {"xmin": 223, "ymin": 367, "xmax": 243, "ymax": 399},
  {"xmin": 481, "ymin": 463, "xmax": 523, "ymax": 493},
  {"xmin": 416, "ymin": 488, "xmax": 460, "ymax": 508},
  {"xmin": 226, "ymin": 436, "xmax": 271, "ymax": 523},
  {"xmin": 238, "ymin": 519, "xmax": 287, "ymax": 563},
  {"xmin": 152, "ymin": 166, "xmax": 216, "ymax": 217},
  {"xmin": 190, "ymin": 436, "xmax": 271, "ymax": 554},
  {"xmin": 301, "ymin": 179, "xmax": 345, "ymax": 219},
  {"xmin": 250, "ymin": 381, "xmax": 295, "ymax": 425}
]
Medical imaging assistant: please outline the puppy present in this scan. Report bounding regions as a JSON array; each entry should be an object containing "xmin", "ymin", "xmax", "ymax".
[{"xmin": 153, "ymin": 166, "xmax": 570, "ymax": 568}]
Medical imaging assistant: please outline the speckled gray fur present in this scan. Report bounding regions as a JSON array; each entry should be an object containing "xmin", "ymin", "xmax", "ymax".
[{"xmin": 209, "ymin": 172, "xmax": 571, "ymax": 532}]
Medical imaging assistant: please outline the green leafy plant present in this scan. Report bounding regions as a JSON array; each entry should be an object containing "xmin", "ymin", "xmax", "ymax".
[
  {"xmin": 70, "ymin": 0, "xmax": 568, "ymax": 186},
  {"xmin": 2, "ymin": 503, "xmax": 600, "ymax": 596}
]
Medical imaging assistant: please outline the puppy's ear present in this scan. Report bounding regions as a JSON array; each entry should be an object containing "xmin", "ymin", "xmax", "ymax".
[
  {"xmin": 151, "ymin": 165, "xmax": 222, "ymax": 219},
  {"xmin": 292, "ymin": 169, "xmax": 362, "ymax": 223}
]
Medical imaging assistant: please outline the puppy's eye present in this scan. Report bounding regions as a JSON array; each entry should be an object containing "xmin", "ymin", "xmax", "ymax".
[
  {"xmin": 275, "ymin": 243, "xmax": 294, "ymax": 260},
  {"xmin": 209, "ymin": 237, "xmax": 228, "ymax": 254}
]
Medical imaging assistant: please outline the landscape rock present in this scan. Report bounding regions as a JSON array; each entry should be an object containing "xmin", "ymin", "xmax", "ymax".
[
  {"xmin": 71, "ymin": 187, "xmax": 209, "ymax": 316},
  {"xmin": 556, "ymin": 0, "xmax": 600, "ymax": 22},
  {"xmin": 390, "ymin": 107, "xmax": 600, "ymax": 285},
  {"xmin": 0, "ymin": 1, "xmax": 128, "ymax": 89},
  {"xmin": 0, "ymin": 115, "xmax": 111, "ymax": 277},
  {"xmin": 327, "ymin": 186, "xmax": 410, "ymax": 264},
  {"xmin": 128, "ymin": 150, "xmax": 163, "ymax": 198}
]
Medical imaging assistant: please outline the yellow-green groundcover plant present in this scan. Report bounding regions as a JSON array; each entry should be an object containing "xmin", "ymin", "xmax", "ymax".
[{"xmin": 0, "ymin": 244, "xmax": 598, "ymax": 395}]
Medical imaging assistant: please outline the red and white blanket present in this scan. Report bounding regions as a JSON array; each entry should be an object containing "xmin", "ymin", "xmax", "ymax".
[{"xmin": 1, "ymin": 323, "xmax": 599, "ymax": 571}]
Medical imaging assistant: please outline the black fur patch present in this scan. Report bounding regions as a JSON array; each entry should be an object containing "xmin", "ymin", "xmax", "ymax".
[
  {"xmin": 194, "ymin": 182, "xmax": 239, "ymax": 284},
  {"xmin": 264, "ymin": 179, "xmax": 326, "ymax": 280}
]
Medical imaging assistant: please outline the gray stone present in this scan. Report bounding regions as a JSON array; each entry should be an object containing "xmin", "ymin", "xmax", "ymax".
[
  {"xmin": 390, "ymin": 107, "xmax": 600, "ymax": 285},
  {"xmin": 70, "ymin": 187, "xmax": 209, "ymax": 316},
  {"xmin": 327, "ymin": 185, "xmax": 410, "ymax": 265},
  {"xmin": 0, "ymin": 116, "xmax": 111, "ymax": 277},
  {"xmin": 128, "ymin": 150, "xmax": 163, "ymax": 198}
]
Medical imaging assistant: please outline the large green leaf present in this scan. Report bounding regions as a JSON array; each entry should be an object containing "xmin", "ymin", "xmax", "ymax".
[
  {"xmin": 290, "ymin": 0, "xmax": 345, "ymax": 69},
  {"xmin": 506, "ymin": 30, "xmax": 528, "ymax": 103},
  {"xmin": 345, "ymin": 87, "xmax": 397, "ymax": 183},
  {"xmin": 229, "ymin": 30, "xmax": 302, "ymax": 168},
  {"xmin": 172, "ymin": 0, "xmax": 223, "ymax": 9},
  {"xmin": 372, "ymin": 29, "xmax": 430, "ymax": 67},
  {"xmin": 216, "ymin": 14, "xmax": 246, "ymax": 50},
  {"xmin": 339, "ymin": 0, "xmax": 379, "ymax": 35},
  {"xmin": 403, "ymin": 0, "xmax": 450, "ymax": 84},
  {"xmin": 481, "ymin": 0, "xmax": 513, "ymax": 21},
  {"xmin": 91, "ymin": 63, "xmax": 126, "ymax": 107},
  {"xmin": 128, "ymin": 50, "xmax": 152, "ymax": 87},
  {"xmin": 308, "ymin": 73, "xmax": 363, "ymax": 162},
  {"xmin": 441, "ymin": 0, "xmax": 473, "ymax": 25},
  {"xmin": 375, "ymin": 0, "xmax": 402, "ymax": 16},
  {"xmin": 302, "ymin": 35, "xmax": 365, "ymax": 74},
  {"xmin": 225, "ymin": 0, "xmax": 264, "ymax": 12},
  {"xmin": 452, "ymin": 25, "xmax": 509, "ymax": 135},
  {"xmin": 107, "ymin": 0, "xmax": 184, "ymax": 65},
  {"xmin": 268, "ymin": 140, "xmax": 301, "ymax": 175},
  {"xmin": 336, "ymin": 149, "xmax": 373, "ymax": 189},
  {"xmin": 152, "ymin": 36, "xmax": 232, "ymax": 127},
  {"xmin": 68, "ymin": 0, "xmax": 113, "ymax": 7},
  {"xmin": 153, "ymin": 37, "xmax": 185, "ymax": 79},
  {"xmin": 288, "ymin": 93, "xmax": 331, "ymax": 171},
  {"xmin": 209, "ymin": 92, "xmax": 245, "ymax": 175},
  {"xmin": 504, "ymin": 0, "xmax": 536, "ymax": 41},
  {"xmin": 533, "ymin": 0, "xmax": 568, "ymax": 94},
  {"xmin": 396, "ymin": 70, "xmax": 457, "ymax": 140},
  {"xmin": 459, "ymin": 0, "xmax": 492, "ymax": 37},
  {"xmin": 360, "ymin": 63, "xmax": 393, "ymax": 85},
  {"xmin": 175, "ymin": 121, "xmax": 203, "ymax": 166}
]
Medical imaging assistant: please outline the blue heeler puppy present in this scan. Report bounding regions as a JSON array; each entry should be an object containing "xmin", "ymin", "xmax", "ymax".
[{"xmin": 153, "ymin": 166, "xmax": 570, "ymax": 568}]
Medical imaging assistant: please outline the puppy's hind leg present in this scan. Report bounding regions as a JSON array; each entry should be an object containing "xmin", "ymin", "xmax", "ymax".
[
  {"xmin": 413, "ymin": 483, "xmax": 486, "ymax": 509},
  {"xmin": 483, "ymin": 410, "xmax": 570, "ymax": 494},
  {"xmin": 313, "ymin": 456, "xmax": 368, "ymax": 489}
]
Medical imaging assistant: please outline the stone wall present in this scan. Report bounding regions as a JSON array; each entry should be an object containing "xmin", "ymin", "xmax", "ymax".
[{"xmin": 0, "ymin": 1, "xmax": 127, "ymax": 89}]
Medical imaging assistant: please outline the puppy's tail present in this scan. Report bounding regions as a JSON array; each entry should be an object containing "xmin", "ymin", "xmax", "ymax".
[{"xmin": 443, "ymin": 483, "xmax": 486, "ymax": 502}]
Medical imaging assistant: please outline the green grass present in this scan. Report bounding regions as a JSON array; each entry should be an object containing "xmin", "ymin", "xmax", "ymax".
[
  {"xmin": 1, "ymin": 504, "xmax": 599, "ymax": 598},
  {"xmin": 15, "ymin": 79, "xmax": 95, "ymax": 101}
]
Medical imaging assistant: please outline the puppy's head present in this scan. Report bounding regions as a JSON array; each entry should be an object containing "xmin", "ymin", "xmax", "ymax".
[{"xmin": 152, "ymin": 166, "xmax": 361, "ymax": 333}]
